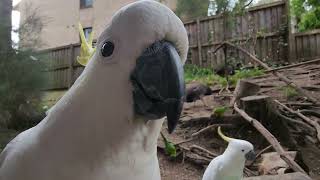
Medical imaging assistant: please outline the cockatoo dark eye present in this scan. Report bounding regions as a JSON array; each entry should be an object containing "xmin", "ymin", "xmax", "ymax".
[
  {"xmin": 101, "ymin": 41, "xmax": 114, "ymax": 57},
  {"xmin": 241, "ymin": 149, "xmax": 245, "ymax": 152}
]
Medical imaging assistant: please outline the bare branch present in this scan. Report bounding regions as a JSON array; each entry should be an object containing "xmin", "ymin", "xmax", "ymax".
[{"xmin": 233, "ymin": 103, "xmax": 308, "ymax": 175}]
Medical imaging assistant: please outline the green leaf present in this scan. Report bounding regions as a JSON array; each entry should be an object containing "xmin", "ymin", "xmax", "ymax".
[
  {"xmin": 160, "ymin": 132, "xmax": 177, "ymax": 158},
  {"xmin": 213, "ymin": 106, "xmax": 228, "ymax": 117}
]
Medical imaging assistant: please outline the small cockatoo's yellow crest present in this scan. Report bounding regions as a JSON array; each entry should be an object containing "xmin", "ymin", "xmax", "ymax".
[
  {"xmin": 217, "ymin": 126, "xmax": 234, "ymax": 143},
  {"xmin": 77, "ymin": 23, "xmax": 96, "ymax": 66}
]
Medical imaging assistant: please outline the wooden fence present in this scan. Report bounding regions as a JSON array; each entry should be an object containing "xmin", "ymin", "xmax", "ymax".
[
  {"xmin": 185, "ymin": 1, "xmax": 288, "ymax": 68},
  {"xmin": 291, "ymin": 29, "xmax": 320, "ymax": 62},
  {"xmin": 43, "ymin": 44, "xmax": 84, "ymax": 90},
  {"xmin": 42, "ymin": 0, "xmax": 320, "ymax": 90}
]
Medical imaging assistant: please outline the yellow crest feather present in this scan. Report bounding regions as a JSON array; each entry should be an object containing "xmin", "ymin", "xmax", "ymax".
[
  {"xmin": 77, "ymin": 22, "xmax": 96, "ymax": 66},
  {"xmin": 217, "ymin": 126, "xmax": 234, "ymax": 143}
]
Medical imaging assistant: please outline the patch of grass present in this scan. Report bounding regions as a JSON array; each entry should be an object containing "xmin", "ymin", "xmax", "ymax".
[
  {"xmin": 184, "ymin": 64, "xmax": 215, "ymax": 85},
  {"xmin": 229, "ymin": 68, "xmax": 265, "ymax": 86},
  {"xmin": 281, "ymin": 86, "xmax": 298, "ymax": 99},
  {"xmin": 184, "ymin": 64, "xmax": 265, "ymax": 87}
]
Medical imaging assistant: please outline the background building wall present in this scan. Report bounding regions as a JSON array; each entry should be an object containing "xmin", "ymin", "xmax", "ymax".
[{"xmin": 18, "ymin": 0, "xmax": 177, "ymax": 50}]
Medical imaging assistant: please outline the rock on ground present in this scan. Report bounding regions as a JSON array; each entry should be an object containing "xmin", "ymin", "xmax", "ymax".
[{"xmin": 244, "ymin": 172, "xmax": 312, "ymax": 180}]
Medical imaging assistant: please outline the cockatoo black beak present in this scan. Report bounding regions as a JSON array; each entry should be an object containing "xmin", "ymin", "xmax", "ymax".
[
  {"xmin": 131, "ymin": 41, "xmax": 185, "ymax": 134},
  {"xmin": 245, "ymin": 150, "xmax": 256, "ymax": 161}
]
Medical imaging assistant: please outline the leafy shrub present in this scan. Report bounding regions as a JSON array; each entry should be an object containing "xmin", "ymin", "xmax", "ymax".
[{"xmin": 0, "ymin": 49, "xmax": 48, "ymax": 129}]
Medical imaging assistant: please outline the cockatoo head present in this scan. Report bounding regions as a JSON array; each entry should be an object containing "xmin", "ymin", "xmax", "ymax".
[
  {"xmin": 80, "ymin": 0, "xmax": 188, "ymax": 133},
  {"xmin": 218, "ymin": 127, "xmax": 255, "ymax": 161}
]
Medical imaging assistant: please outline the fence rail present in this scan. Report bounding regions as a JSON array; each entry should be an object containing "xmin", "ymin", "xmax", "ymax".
[{"xmin": 41, "ymin": 0, "xmax": 320, "ymax": 90}]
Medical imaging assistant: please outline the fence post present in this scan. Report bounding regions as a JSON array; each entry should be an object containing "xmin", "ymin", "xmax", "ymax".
[
  {"xmin": 68, "ymin": 44, "xmax": 74, "ymax": 88},
  {"xmin": 196, "ymin": 18, "xmax": 202, "ymax": 66},
  {"xmin": 284, "ymin": 0, "xmax": 296, "ymax": 62}
]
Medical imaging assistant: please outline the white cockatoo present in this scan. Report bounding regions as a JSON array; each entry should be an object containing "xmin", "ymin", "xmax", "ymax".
[
  {"xmin": 202, "ymin": 127, "xmax": 255, "ymax": 180},
  {"xmin": 0, "ymin": 1, "xmax": 188, "ymax": 180}
]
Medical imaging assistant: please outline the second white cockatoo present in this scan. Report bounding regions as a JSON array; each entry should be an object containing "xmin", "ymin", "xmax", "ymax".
[
  {"xmin": 0, "ymin": 1, "xmax": 188, "ymax": 180},
  {"xmin": 202, "ymin": 127, "xmax": 255, "ymax": 180}
]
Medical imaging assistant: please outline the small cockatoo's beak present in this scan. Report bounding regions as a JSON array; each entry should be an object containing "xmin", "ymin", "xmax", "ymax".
[
  {"xmin": 77, "ymin": 23, "xmax": 96, "ymax": 66},
  {"xmin": 131, "ymin": 41, "xmax": 185, "ymax": 133},
  {"xmin": 245, "ymin": 150, "xmax": 256, "ymax": 161}
]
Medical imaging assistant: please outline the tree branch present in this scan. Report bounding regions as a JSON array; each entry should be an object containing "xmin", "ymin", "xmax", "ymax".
[
  {"xmin": 234, "ymin": 103, "xmax": 308, "ymax": 175},
  {"xmin": 275, "ymin": 100, "xmax": 320, "ymax": 143}
]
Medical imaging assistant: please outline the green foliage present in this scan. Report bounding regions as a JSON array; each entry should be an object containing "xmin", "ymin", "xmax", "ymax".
[
  {"xmin": 184, "ymin": 64, "xmax": 265, "ymax": 87},
  {"xmin": 213, "ymin": 106, "xmax": 229, "ymax": 117},
  {"xmin": 281, "ymin": 86, "xmax": 298, "ymax": 99},
  {"xmin": 210, "ymin": 0, "xmax": 253, "ymax": 15},
  {"xmin": 291, "ymin": 0, "xmax": 320, "ymax": 31},
  {"xmin": 184, "ymin": 64, "xmax": 215, "ymax": 85},
  {"xmin": 299, "ymin": 7, "xmax": 320, "ymax": 31},
  {"xmin": 175, "ymin": 0, "xmax": 209, "ymax": 20},
  {"xmin": 0, "ymin": 49, "xmax": 48, "ymax": 129},
  {"xmin": 160, "ymin": 132, "xmax": 177, "ymax": 158}
]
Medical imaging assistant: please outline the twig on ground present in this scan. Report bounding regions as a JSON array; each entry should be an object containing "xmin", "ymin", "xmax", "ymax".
[
  {"xmin": 191, "ymin": 124, "xmax": 234, "ymax": 137},
  {"xmin": 266, "ymin": 58, "xmax": 320, "ymax": 72},
  {"xmin": 278, "ymin": 113, "xmax": 315, "ymax": 134},
  {"xmin": 233, "ymin": 103, "xmax": 308, "ymax": 175},
  {"xmin": 244, "ymin": 167, "xmax": 259, "ymax": 177},
  {"xmin": 275, "ymin": 100, "xmax": 320, "ymax": 143},
  {"xmin": 284, "ymin": 102, "xmax": 314, "ymax": 107},
  {"xmin": 190, "ymin": 144, "xmax": 218, "ymax": 157},
  {"xmin": 175, "ymin": 138, "xmax": 195, "ymax": 145},
  {"xmin": 256, "ymin": 145, "xmax": 273, "ymax": 159},
  {"xmin": 299, "ymin": 109, "xmax": 320, "ymax": 118}
]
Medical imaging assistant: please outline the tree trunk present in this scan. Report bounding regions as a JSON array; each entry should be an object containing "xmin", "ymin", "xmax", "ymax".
[
  {"xmin": 230, "ymin": 79, "xmax": 260, "ymax": 106},
  {"xmin": 0, "ymin": 0, "xmax": 12, "ymax": 51}
]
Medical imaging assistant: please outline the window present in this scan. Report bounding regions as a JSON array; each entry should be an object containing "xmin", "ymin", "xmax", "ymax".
[
  {"xmin": 83, "ymin": 27, "xmax": 92, "ymax": 41},
  {"xmin": 80, "ymin": 0, "xmax": 93, "ymax": 9}
]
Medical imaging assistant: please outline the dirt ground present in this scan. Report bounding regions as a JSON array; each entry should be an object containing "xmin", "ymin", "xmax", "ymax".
[
  {"xmin": 158, "ymin": 62, "xmax": 320, "ymax": 180},
  {"xmin": 158, "ymin": 99, "xmax": 320, "ymax": 180},
  {"xmin": 159, "ymin": 152, "xmax": 204, "ymax": 180}
]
